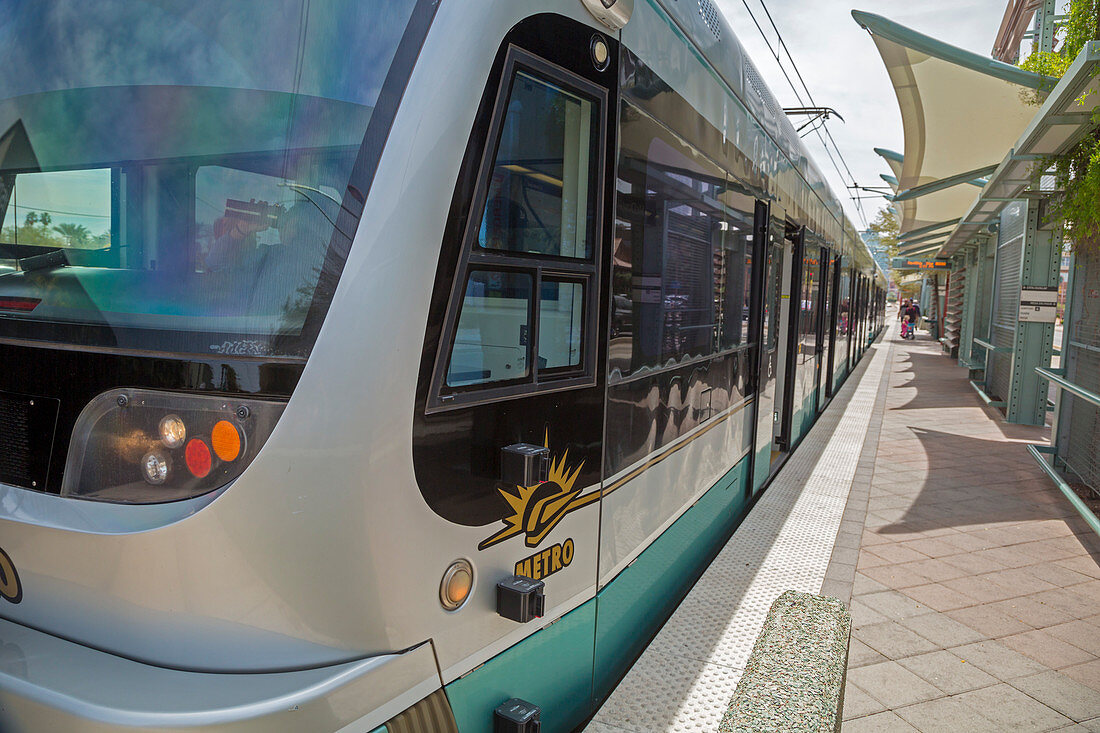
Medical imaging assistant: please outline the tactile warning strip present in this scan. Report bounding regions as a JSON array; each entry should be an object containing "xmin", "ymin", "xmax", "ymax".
[{"xmin": 587, "ymin": 337, "xmax": 891, "ymax": 732}]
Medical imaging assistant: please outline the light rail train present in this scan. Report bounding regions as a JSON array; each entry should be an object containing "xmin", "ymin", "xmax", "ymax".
[{"xmin": 0, "ymin": 0, "xmax": 885, "ymax": 730}]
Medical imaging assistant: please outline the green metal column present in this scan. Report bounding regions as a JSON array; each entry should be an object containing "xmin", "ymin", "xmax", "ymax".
[
  {"xmin": 1006, "ymin": 200, "xmax": 1060, "ymax": 425},
  {"xmin": 958, "ymin": 244, "xmax": 979, "ymax": 368},
  {"xmin": 1038, "ymin": 0, "xmax": 1058, "ymax": 54}
]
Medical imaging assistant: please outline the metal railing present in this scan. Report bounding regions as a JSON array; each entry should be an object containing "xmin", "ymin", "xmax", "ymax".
[
  {"xmin": 972, "ymin": 336, "xmax": 1011, "ymax": 353},
  {"xmin": 1027, "ymin": 445, "xmax": 1100, "ymax": 537},
  {"xmin": 969, "ymin": 380, "xmax": 1006, "ymax": 408},
  {"xmin": 1036, "ymin": 366, "xmax": 1100, "ymax": 409}
]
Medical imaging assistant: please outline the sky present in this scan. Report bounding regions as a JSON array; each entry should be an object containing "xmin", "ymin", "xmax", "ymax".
[{"xmin": 712, "ymin": 0, "xmax": 1016, "ymax": 230}]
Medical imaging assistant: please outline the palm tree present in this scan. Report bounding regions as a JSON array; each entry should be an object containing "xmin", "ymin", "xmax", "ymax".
[{"xmin": 53, "ymin": 223, "xmax": 90, "ymax": 246}]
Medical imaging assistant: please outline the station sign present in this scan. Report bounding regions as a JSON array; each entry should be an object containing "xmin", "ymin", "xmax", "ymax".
[
  {"xmin": 1018, "ymin": 285, "xmax": 1058, "ymax": 323},
  {"xmin": 891, "ymin": 258, "xmax": 950, "ymax": 271}
]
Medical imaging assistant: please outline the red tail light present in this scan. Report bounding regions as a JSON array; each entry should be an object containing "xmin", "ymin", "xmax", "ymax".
[{"xmin": 0, "ymin": 297, "xmax": 41, "ymax": 312}]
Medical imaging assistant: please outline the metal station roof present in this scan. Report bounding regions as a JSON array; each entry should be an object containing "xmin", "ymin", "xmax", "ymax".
[
  {"xmin": 853, "ymin": 10, "xmax": 1054, "ymax": 236},
  {"xmin": 941, "ymin": 41, "xmax": 1100, "ymax": 255}
]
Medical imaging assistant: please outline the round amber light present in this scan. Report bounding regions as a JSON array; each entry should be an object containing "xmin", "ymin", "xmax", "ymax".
[
  {"xmin": 593, "ymin": 40, "xmax": 608, "ymax": 64},
  {"xmin": 440, "ymin": 560, "xmax": 474, "ymax": 611},
  {"xmin": 211, "ymin": 420, "xmax": 242, "ymax": 462},
  {"xmin": 591, "ymin": 35, "xmax": 610, "ymax": 70}
]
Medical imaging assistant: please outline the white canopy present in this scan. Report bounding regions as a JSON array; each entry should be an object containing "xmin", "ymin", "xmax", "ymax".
[{"xmin": 854, "ymin": 10, "xmax": 1054, "ymax": 235}]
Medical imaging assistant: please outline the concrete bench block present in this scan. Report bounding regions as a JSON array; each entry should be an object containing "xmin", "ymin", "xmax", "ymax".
[{"xmin": 718, "ymin": 590, "xmax": 851, "ymax": 733}]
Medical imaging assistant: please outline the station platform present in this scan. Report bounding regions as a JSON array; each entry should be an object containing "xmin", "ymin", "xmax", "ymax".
[{"xmin": 586, "ymin": 317, "xmax": 1100, "ymax": 732}]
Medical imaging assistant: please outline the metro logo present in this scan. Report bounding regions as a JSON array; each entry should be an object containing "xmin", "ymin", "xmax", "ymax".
[{"xmin": 514, "ymin": 539, "xmax": 575, "ymax": 581}]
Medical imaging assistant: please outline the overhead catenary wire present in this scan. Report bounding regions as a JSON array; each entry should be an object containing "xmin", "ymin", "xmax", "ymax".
[
  {"xmin": 737, "ymin": 0, "xmax": 869, "ymax": 229},
  {"xmin": 750, "ymin": 0, "xmax": 867, "ymax": 226}
]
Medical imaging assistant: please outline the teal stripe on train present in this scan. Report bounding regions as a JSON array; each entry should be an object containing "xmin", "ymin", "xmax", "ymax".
[
  {"xmin": 592, "ymin": 457, "xmax": 751, "ymax": 706},
  {"xmin": 446, "ymin": 601, "xmax": 596, "ymax": 733},
  {"xmin": 444, "ymin": 457, "xmax": 751, "ymax": 732}
]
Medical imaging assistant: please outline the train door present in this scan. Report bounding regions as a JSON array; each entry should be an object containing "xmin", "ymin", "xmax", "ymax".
[
  {"xmin": 825, "ymin": 253, "xmax": 841, "ymax": 397},
  {"xmin": 846, "ymin": 268, "xmax": 857, "ymax": 370},
  {"xmin": 858, "ymin": 277, "xmax": 867, "ymax": 352},
  {"xmin": 774, "ymin": 224, "xmax": 803, "ymax": 453},
  {"xmin": 749, "ymin": 202, "xmax": 785, "ymax": 492},
  {"xmin": 815, "ymin": 250, "xmax": 831, "ymax": 410},
  {"xmin": 410, "ymin": 16, "xmax": 619, "ymax": 731},
  {"xmin": 797, "ymin": 238, "xmax": 823, "ymax": 429},
  {"xmin": 854, "ymin": 276, "xmax": 863, "ymax": 357},
  {"xmin": 859, "ymin": 277, "xmax": 868, "ymax": 350}
]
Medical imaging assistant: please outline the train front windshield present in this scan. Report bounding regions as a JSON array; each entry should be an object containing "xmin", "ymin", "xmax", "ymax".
[{"xmin": 0, "ymin": 0, "xmax": 419, "ymax": 359}]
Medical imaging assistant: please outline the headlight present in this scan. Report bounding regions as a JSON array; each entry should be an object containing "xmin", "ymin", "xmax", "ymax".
[{"xmin": 61, "ymin": 389, "xmax": 285, "ymax": 503}]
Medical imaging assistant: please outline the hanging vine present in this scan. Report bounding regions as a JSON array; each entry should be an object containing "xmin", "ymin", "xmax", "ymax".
[{"xmin": 1019, "ymin": 0, "xmax": 1100, "ymax": 254}]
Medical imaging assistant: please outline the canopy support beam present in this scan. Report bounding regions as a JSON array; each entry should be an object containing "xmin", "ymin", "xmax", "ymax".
[
  {"xmin": 893, "ymin": 165, "xmax": 999, "ymax": 202},
  {"xmin": 899, "ymin": 218, "xmax": 961, "ymax": 241}
]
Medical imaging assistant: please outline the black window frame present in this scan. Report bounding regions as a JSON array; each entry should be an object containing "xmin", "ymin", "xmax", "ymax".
[{"xmin": 427, "ymin": 47, "xmax": 607, "ymax": 413}]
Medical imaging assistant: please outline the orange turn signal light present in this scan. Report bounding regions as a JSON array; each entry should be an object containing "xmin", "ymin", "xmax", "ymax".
[{"xmin": 211, "ymin": 420, "xmax": 242, "ymax": 462}]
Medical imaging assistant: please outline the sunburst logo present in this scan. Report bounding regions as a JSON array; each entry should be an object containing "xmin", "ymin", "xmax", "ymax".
[
  {"xmin": 0, "ymin": 547, "xmax": 22, "ymax": 604},
  {"xmin": 479, "ymin": 446, "xmax": 599, "ymax": 551}
]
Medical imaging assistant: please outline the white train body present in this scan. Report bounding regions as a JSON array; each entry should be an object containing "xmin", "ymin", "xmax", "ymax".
[{"xmin": 0, "ymin": 1, "xmax": 885, "ymax": 731}]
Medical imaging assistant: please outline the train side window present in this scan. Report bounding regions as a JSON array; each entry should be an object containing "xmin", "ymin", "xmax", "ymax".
[
  {"xmin": 446, "ymin": 270, "xmax": 533, "ymax": 387},
  {"xmin": 429, "ymin": 49, "xmax": 606, "ymax": 411},
  {"xmin": 539, "ymin": 278, "xmax": 584, "ymax": 371},
  {"xmin": 478, "ymin": 71, "xmax": 598, "ymax": 260}
]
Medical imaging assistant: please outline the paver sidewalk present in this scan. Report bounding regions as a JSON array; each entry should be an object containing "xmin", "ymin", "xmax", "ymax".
[{"xmin": 836, "ymin": 320, "xmax": 1100, "ymax": 732}]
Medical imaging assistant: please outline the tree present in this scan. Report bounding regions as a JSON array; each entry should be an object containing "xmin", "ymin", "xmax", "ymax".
[
  {"xmin": 23, "ymin": 212, "xmax": 37, "ymax": 227},
  {"xmin": 1019, "ymin": 0, "xmax": 1100, "ymax": 251},
  {"xmin": 868, "ymin": 207, "xmax": 900, "ymax": 257},
  {"xmin": 39, "ymin": 212, "xmax": 51, "ymax": 228},
  {"xmin": 54, "ymin": 223, "xmax": 90, "ymax": 246}
]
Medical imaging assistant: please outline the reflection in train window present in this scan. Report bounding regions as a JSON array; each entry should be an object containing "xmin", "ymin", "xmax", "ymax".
[
  {"xmin": 609, "ymin": 102, "xmax": 754, "ymax": 379},
  {"xmin": 477, "ymin": 70, "xmax": 598, "ymax": 259},
  {"xmin": 764, "ymin": 238, "xmax": 784, "ymax": 351},
  {"xmin": 717, "ymin": 200, "xmax": 754, "ymax": 351},
  {"xmin": 446, "ymin": 270, "xmax": 533, "ymax": 387},
  {"xmin": 539, "ymin": 279, "xmax": 584, "ymax": 370},
  {"xmin": 837, "ymin": 260, "xmax": 852, "ymax": 336},
  {"xmin": 196, "ymin": 166, "xmax": 337, "ymax": 270},
  {"xmin": 799, "ymin": 243, "xmax": 821, "ymax": 364}
]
